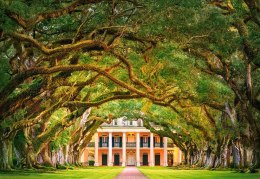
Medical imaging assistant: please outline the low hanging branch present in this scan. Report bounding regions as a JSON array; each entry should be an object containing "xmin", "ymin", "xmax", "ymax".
[
  {"xmin": 5, "ymin": 0, "xmax": 104, "ymax": 30},
  {"xmin": 112, "ymin": 51, "xmax": 154, "ymax": 93},
  {"xmin": 0, "ymin": 64, "xmax": 165, "ymax": 104},
  {"xmin": 10, "ymin": 32, "xmax": 109, "ymax": 55}
]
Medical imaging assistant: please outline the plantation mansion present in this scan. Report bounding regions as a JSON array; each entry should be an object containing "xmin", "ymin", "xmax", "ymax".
[{"xmin": 81, "ymin": 118, "xmax": 183, "ymax": 166}]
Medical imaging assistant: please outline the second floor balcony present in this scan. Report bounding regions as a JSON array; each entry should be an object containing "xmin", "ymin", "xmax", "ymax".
[
  {"xmin": 100, "ymin": 142, "xmax": 108, "ymax": 147},
  {"xmin": 97, "ymin": 142, "xmax": 164, "ymax": 148},
  {"xmin": 97, "ymin": 136, "xmax": 165, "ymax": 148},
  {"xmin": 141, "ymin": 142, "xmax": 163, "ymax": 148},
  {"xmin": 114, "ymin": 142, "xmax": 121, "ymax": 147},
  {"xmin": 126, "ymin": 142, "xmax": 136, "ymax": 147}
]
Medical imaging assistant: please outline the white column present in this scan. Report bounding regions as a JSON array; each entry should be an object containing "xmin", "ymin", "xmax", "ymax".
[
  {"xmin": 122, "ymin": 132, "xmax": 126, "ymax": 166},
  {"xmin": 149, "ymin": 133, "xmax": 154, "ymax": 166},
  {"xmin": 108, "ymin": 132, "xmax": 113, "ymax": 166},
  {"xmin": 94, "ymin": 133, "xmax": 99, "ymax": 166},
  {"xmin": 163, "ymin": 137, "xmax": 168, "ymax": 166},
  {"xmin": 136, "ymin": 132, "xmax": 140, "ymax": 166}
]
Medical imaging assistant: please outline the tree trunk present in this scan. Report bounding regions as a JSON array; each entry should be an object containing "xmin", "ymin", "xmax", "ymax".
[
  {"xmin": 208, "ymin": 153, "xmax": 216, "ymax": 169},
  {"xmin": 227, "ymin": 147, "xmax": 231, "ymax": 167},
  {"xmin": 7, "ymin": 140, "xmax": 14, "ymax": 169},
  {"xmin": 205, "ymin": 146, "xmax": 212, "ymax": 167},
  {"xmin": 25, "ymin": 144, "xmax": 36, "ymax": 168},
  {"xmin": 50, "ymin": 151, "xmax": 57, "ymax": 168},
  {"xmin": 222, "ymin": 145, "xmax": 229, "ymax": 167},
  {"xmin": 1, "ymin": 140, "xmax": 11, "ymax": 170},
  {"xmin": 252, "ymin": 136, "xmax": 260, "ymax": 168},
  {"xmin": 64, "ymin": 145, "xmax": 69, "ymax": 164},
  {"xmin": 73, "ymin": 146, "xmax": 83, "ymax": 166},
  {"xmin": 24, "ymin": 128, "xmax": 37, "ymax": 168},
  {"xmin": 243, "ymin": 148, "xmax": 248, "ymax": 168},
  {"xmin": 14, "ymin": 146, "xmax": 22, "ymax": 168},
  {"xmin": 232, "ymin": 142, "xmax": 240, "ymax": 168},
  {"xmin": 41, "ymin": 145, "xmax": 53, "ymax": 167},
  {"xmin": 183, "ymin": 150, "xmax": 188, "ymax": 165}
]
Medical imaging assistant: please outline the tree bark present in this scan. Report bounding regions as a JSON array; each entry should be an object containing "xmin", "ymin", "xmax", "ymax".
[
  {"xmin": 252, "ymin": 136, "xmax": 260, "ymax": 168},
  {"xmin": 1, "ymin": 140, "xmax": 12, "ymax": 170},
  {"xmin": 41, "ymin": 145, "xmax": 53, "ymax": 167},
  {"xmin": 231, "ymin": 142, "xmax": 240, "ymax": 168}
]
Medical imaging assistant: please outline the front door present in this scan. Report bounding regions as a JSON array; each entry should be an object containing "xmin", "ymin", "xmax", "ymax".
[
  {"xmin": 102, "ymin": 154, "xmax": 107, "ymax": 166},
  {"xmin": 114, "ymin": 154, "xmax": 120, "ymax": 166},
  {"xmin": 143, "ymin": 154, "xmax": 148, "ymax": 165},
  {"xmin": 127, "ymin": 153, "xmax": 136, "ymax": 165},
  {"xmin": 155, "ymin": 154, "xmax": 160, "ymax": 166}
]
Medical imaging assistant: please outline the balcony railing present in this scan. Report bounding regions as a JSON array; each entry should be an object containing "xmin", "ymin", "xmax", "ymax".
[
  {"xmin": 126, "ymin": 142, "xmax": 136, "ymax": 147},
  {"xmin": 140, "ymin": 143, "xmax": 163, "ymax": 148},
  {"xmin": 114, "ymin": 142, "xmax": 121, "ymax": 147},
  {"xmin": 154, "ymin": 143, "xmax": 161, "ymax": 147},
  {"xmin": 95, "ymin": 141, "xmax": 173, "ymax": 148},
  {"xmin": 100, "ymin": 142, "xmax": 108, "ymax": 147},
  {"xmin": 142, "ymin": 143, "xmax": 149, "ymax": 147}
]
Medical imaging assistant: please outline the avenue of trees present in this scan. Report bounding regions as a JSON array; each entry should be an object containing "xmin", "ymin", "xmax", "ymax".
[{"xmin": 0, "ymin": 0, "xmax": 259, "ymax": 171}]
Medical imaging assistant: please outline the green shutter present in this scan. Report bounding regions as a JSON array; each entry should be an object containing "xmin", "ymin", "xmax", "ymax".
[
  {"xmin": 120, "ymin": 137, "xmax": 122, "ymax": 147},
  {"xmin": 99, "ymin": 137, "xmax": 102, "ymax": 147},
  {"xmin": 148, "ymin": 137, "xmax": 150, "ymax": 147},
  {"xmin": 153, "ymin": 137, "xmax": 155, "ymax": 147},
  {"xmin": 112, "ymin": 137, "xmax": 114, "ymax": 147},
  {"xmin": 140, "ymin": 137, "xmax": 143, "ymax": 147},
  {"xmin": 160, "ymin": 137, "xmax": 163, "ymax": 147}
]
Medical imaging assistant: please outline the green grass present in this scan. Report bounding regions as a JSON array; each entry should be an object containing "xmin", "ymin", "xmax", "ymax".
[
  {"xmin": 0, "ymin": 167, "xmax": 124, "ymax": 179},
  {"xmin": 1, "ymin": 167, "xmax": 259, "ymax": 179},
  {"xmin": 138, "ymin": 167, "xmax": 260, "ymax": 179}
]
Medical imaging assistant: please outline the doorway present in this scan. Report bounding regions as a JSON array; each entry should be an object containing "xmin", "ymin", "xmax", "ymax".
[
  {"xmin": 143, "ymin": 154, "xmax": 148, "ymax": 165},
  {"xmin": 155, "ymin": 154, "xmax": 160, "ymax": 166},
  {"xmin": 127, "ymin": 153, "xmax": 136, "ymax": 165},
  {"xmin": 114, "ymin": 154, "xmax": 120, "ymax": 166},
  {"xmin": 102, "ymin": 154, "xmax": 107, "ymax": 165}
]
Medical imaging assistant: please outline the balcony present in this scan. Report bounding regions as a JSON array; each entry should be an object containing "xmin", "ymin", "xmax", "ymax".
[
  {"xmin": 114, "ymin": 142, "xmax": 121, "ymax": 148},
  {"xmin": 126, "ymin": 142, "xmax": 136, "ymax": 147},
  {"xmin": 142, "ymin": 143, "xmax": 149, "ymax": 148},
  {"xmin": 140, "ymin": 142, "xmax": 163, "ymax": 148},
  {"xmin": 99, "ymin": 142, "xmax": 108, "ymax": 147},
  {"xmin": 154, "ymin": 143, "xmax": 161, "ymax": 147},
  {"xmin": 96, "ymin": 140, "xmax": 169, "ymax": 148}
]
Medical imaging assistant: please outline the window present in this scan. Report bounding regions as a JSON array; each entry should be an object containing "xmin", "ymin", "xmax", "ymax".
[
  {"xmin": 129, "ymin": 121, "xmax": 133, "ymax": 125},
  {"xmin": 114, "ymin": 120, "xmax": 117, "ymax": 125},
  {"xmin": 143, "ymin": 136, "xmax": 148, "ymax": 143},
  {"xmin": 102, "ymin": 136, "xmax": 108, "ymax": 143},
  {"xmin": 155, "ymin": 136, "xmax": 160, "ymax": 143},
  {"xmin": 114, "ymin": 136, "xmax": 120, "ymax": 143}
]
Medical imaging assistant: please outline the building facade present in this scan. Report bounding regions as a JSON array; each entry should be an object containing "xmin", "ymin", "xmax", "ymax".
[{"xmin": 81, "ymin": 118, "xmax": 183, "ymax": 166}]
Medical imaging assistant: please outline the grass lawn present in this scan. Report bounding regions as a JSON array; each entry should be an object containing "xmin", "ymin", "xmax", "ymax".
[
  {"xmin": 0, "ymin": 167, "xmax": 124, "ymax": 179},
  {"xmin": 138, "ymin": 167, "xmax": 260, "ymax": 179},
  {"xmin": 1, "ymin": 167, "xmax": 259, "ymax": 179}
]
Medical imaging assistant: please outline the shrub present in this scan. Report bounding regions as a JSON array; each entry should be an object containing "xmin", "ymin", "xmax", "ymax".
[{"xmin": 89, "ymin": 160, "xmax": 95, "ymax": 166}]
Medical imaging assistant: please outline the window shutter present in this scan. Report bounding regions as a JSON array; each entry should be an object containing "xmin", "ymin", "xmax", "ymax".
[
  {"xmin": 112, "ymin": 137, "xmax": 114, "ymax": 147},
  {"xmin": 120, "ymin": 137, "xmax": 122, "ymax": 147},
  {"xmin": 153, "ymin": 137, "xmax": 155, "ymax": 147},
  {"xmin": 160, "ymin": 137, "xmax": 163, "ymax": 147},
  {"xmin": 99, "ymin": 137, "xmax": 102, "ymax": 147},
  {"xmin": 148, "ymin": 137, "xmax": 150, "ymax": 147},
  {"xmin": 140, "ymin": 137, "xmax": 143, "ymax": 147}
]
